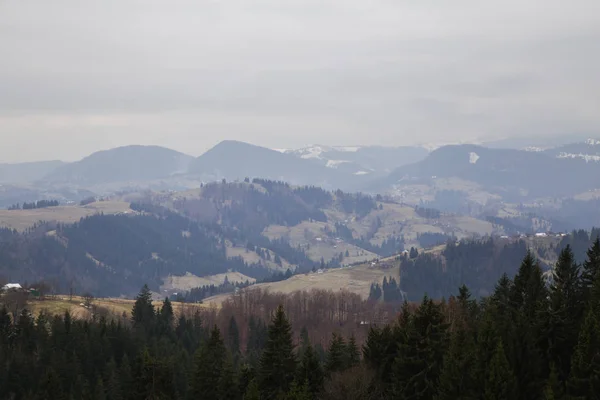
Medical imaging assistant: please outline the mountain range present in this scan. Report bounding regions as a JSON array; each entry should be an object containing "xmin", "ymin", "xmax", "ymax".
[{"xmin": 2, "ymin": 137, "xmax": 600, "ymax": 211}]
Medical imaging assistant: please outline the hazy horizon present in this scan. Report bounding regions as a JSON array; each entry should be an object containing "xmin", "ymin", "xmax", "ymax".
[{"xmin": 1, "ymin": 0, "xmax": 599, "ymax": 162}]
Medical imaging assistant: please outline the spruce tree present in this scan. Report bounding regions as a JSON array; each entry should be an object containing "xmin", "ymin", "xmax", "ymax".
[
  {"xmin": 284, "ymin": 381, "xmax": 311, "ymax": 400},
  {"xmin": 94, "ymin": 376, "xmax": 106, "ymax": 400},
  {"xmin": 258, "ymin": 305, "xmax": 297, "ymax": 400},
  {"xmin": 437, "ymin": 327, "xmax": 478, "ymax": 400},
  {"xmin": 346, "ymin": 335, "xmax": 360, "ymax": 368},
  {"xmin": 190, "ymin": 326, "xmax": 226, "ymax": 400},
  {"xmin": 218, "ymin": 354, "xmax": 239, "ymax": 400},
  {"xmin": 567, "ymin": 308, "xmax": 600, "ymax": 399},
  {"xmin": 509, "ymin": 252, "xmax": 548, "ymax": 400},
  {"xmin": 131, "ymin": 285, "xmax": 155, "ymax": 333},
  {"xmin": 228, "ymin": 316, "xmax": 241, "ymax": 356},
  {"xmin": 37, "ymin": 368, "xmax": 66, "ymax": 400},
  {"xmin": 544, "ymin": 364, "xmax": 566, "ymax": 400},
  {"xmin": 581, "ymin": 238, "xmax": 600, "ymax": 297},
  {"xmin": 484, "ymin": 340, "xmax": 517, "ymax": 400},
  {"xmin": 325, "ymin": 333, "xmax": 347, "ymax": 374},
  {"xmin": 105, "ymin": 358, "xmax": 122, "ymax": 400},
  {"xmin": 392, "ymin": 295, "xmax": 448, "ymax": 399},
  {"xmin": 244, "ymin": 379, "xmax": 261, "ymax": 400},
  {"xmin": 118, "ymin": 354, "xmax": 133, "ymax": 400},
  {"xmin": 158, "ymin": 297, "xmax": 174, "ymax": 333},
  {"xmin": 548, "ymin": 245, "xmax": 582, "ymax": 382},
  {"xmin": 297, "ymin": 343, "xmax": 324, "ymax": 399}
]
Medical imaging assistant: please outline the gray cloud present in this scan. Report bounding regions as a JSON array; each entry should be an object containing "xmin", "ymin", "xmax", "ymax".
[{"xmin": 0, "ymin": 0, "xmax": 599, "ymax": 162}]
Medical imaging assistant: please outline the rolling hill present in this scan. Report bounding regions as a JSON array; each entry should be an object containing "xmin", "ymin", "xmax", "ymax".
[
  {"xmin": 380, "ymin": 144, "xmax": 600, "ymax": 201},
  {"xmin": 0, "ymin": 160, "xmax": 65, "ymax": 184},
  {"xmin": 188, "ymin": 140, "xmax": 362, "ymax": 190},
  {"xmin": 284, "ymin": 145, "xmax": 429, "ymax": 177},
  {"xmin": 43, "ymin": 145, "xmax": 194, "ymax": 185}
]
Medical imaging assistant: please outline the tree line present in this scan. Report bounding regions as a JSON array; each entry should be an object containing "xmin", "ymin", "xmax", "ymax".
[
  {"xmin": 3, "ymin": 239, "xmax": 600, "ymax": 399},
  {"xmin": 8, "ymin": 200, "xmax": 59, "ymax": 210}
]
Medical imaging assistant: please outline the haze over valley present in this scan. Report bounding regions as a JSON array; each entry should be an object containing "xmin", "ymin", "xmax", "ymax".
[{"xmin": 2, "ymin": 2, "xmax": 600, "ymax": 398}]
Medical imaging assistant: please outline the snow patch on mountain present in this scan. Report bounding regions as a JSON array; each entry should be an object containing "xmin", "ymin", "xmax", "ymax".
[
  {"xmin": 299, "ymin": 146, "xmax": 325, "ymax": 160},
  {"xmin": 557, "ymin": 152, "xmax": 600, "ymax": 162},
  {"xmin": 523, "ymin": 146, "xmax": 545, "ymax": 152},
  {"xmin": 335, "ymin": 146, "xmax": 361, "ymax": 152},
  {"xmin": 326, "ymin": 160, "xmax": 350, "ymax": 168},
  {"xmin": 585, "ymin": 139, "xmax": 600, "ymax": 146},
  {"xmin": 469, "ymin": 152, "xmax": 480, "ymax": 164},
  {"xmin": 354, "ymin": 171, "xmax": 370, "ymax": 175}
]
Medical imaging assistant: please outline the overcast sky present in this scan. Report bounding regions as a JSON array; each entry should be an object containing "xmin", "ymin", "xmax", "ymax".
[{"xmin": 1, "ymin": 0, "xmax": 599, "ymax": 162}]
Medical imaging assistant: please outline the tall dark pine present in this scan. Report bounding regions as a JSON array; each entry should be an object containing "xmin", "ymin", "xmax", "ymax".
[
  {"xmin": 548, "ymin": 245, "xmax": 582, "ymax": 383},
  {"xmin": 228, "ymin": 316, "xmax": 241, "ymax": 356},
  {"xmin": 37, "ymin": 368, "xmax": 66, "ymax": 400},
  {"xmin": 437, "ymin": 327, "xmax": 478, "ymax": 400},
  {"xmin": 158, "ymin": 297, "xmax": 174, "ymax": 332},
  {"xmin": 131, "ymin": 285, "xmax": 156, "ymax": 333},
  {"xmin": 258, "ymin": 305, "xmax": 297, "ymax": 400},
  {"xmin": 346, "ymin": 335, "xmax": 360, "ymax": 368},
  {"xmin": 544, "ymin": 364, "xmax": 566, "ymax": 400},
  {"xmin": 392, "ymin": 295, "xmax": 448, "ymax": 399},
  {"xmin": 218, "ymin": 354, "xmax": 239, "ymax": 400},
  {"xmin": 297, "ymin": 342, "xmax": 324, "ymax": 400},
  {"xmin": 484, "ymin": 340, "xmax": 517, "ymax": 400},
  {"xmin": 190, "ymin": 326, "xmax": 226, "ymax": 400},
  {"xmin": 568, "ymin": 274, "xmax": 600, "ymax": 400},
  {"xmin": 325, "ymin": 333, "xmax": 347, "ymax": 374},
  {"xmin": 581, "ymin": 238, "xmax": 600, "ymax": 297},
  {"xmin": 509, "ymin": 251, "xmax": 548, "ymax": 400}
]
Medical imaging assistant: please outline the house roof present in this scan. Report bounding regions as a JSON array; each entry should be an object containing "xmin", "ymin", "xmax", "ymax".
[{"xmin": 2, "ymin": 283, "xmax": 22, "ymax": 289}]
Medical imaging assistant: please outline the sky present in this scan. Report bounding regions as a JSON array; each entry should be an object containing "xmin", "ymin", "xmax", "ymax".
[{"xmin": 1, "ymin": 0, "xmax": 599, "ymax": 163}]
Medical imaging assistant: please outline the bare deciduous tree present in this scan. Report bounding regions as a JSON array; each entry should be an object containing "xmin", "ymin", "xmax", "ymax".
[{"xmin": 83, "ymin": 292, "xmax": 94, "ymax": 308}]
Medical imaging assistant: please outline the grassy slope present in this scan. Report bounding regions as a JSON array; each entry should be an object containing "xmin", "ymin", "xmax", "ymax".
[
  {"xmin": 0, "ymin": 201, "xmax": 132, "ymax": 231},
  {"xmin": 26, "ymin": 295, "xmax": 211, "ymax": 319}
]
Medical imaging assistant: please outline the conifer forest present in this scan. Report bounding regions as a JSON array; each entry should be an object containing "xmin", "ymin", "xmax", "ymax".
[{"xmin": 1, "ymin": 239, "xmax": 600, "ymax": 399}]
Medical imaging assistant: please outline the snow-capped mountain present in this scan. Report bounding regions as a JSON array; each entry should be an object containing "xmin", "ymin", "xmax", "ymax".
[
  {"xmin": 282, "ymin": 145, "xmax": 429, "ymax": 177},
  {"xmin": 544, "ymin": 138, "xmax": 600, "ymax": 163}
]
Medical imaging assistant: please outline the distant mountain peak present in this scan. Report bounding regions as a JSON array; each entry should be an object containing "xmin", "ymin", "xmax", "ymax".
[{"xmin": 585, "ymin": 138, "xmax": 600, "ymax": 146}]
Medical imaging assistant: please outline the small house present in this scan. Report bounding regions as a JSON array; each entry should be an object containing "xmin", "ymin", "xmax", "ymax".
[{"xmin": 2, "ymin": 283, "xmax": 22, "ymax": 291}]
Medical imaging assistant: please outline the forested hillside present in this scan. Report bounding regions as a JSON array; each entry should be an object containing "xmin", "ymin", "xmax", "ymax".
[
  {"xmin": 0, "ymin": 182, "xmax": 383, "ymax": 297},
  {"xmin": 2, "ymin": 240, "xmax": 600, "ymax": 399}
]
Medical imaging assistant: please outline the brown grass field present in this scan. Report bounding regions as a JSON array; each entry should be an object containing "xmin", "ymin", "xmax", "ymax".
[
  {"xmin": 25, "ymin": 295, "xmax": 211, "ymax": 319},
  {"xmin": 203, "ymin": 261, "xmax": 400, "ymax": 307},
  {"xmin": 0, "ymin": 201, "xmax": 132, "ymax": 231}
]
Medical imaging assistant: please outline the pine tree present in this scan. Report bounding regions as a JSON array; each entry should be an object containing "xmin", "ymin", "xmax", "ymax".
[
  {"xmin": 244, "ymin": 379, "xmax": 261, "ymax": 400},
  {"xmin": 258, "ymin": 305, "xmax": 297, "ymax": 400},
  {"xmin": 284, "ymin": 381, "xmax": 311, "ymax": 400},
  {"xmin": 131, "ymin": 284, "xmax": 155, "ymax": 333},
  {"xmin": 218, "ymin": 354, "xmax": 239, "ymax": 400},
  {"xmin": 581, "ymin": 238, "xmax": 600, "ymax": 297},
  {"xmin": 158, "ymin": 297, "xmax": 174, "ymax": 333},
  {"xmin": 548, "ymin": 245, "xmax": 582, "ymax": 382},
  {"xmin": 392, "ymin": 295, "xmax": 448, "ymax": 399},
  {"xmin": 325, "ymin": 333, "xmax": 347, "ymax": 374},
  {"xmin": 567, "ymin": 308, "xmax": 600, "ymax": 399},
  {"xmin": 119, "ymin": 354, "xmax": 133, "ymax": 400},
  {"xmin": 105, "ymin": 358, "xmax": 122, "ymax": 400},
  {"xmin": 94, "ymin": 376, "xmax": 106, "ymax": 400},
  {"xmin": 437, "ymin": 327, "xmax": 478, "ymax": 400},
  {"xmin": 484, "ymin": 340, "xmax": 517, "ymax": 400},
  {"xmin": 544, "ymin": 364, "xmax": 566, "ymax": 400},
  {"xmin": 509, "ymin": 251, "xmax": 548, "ymax": 400},
  {"xmin": 228, "ymin": 316, "xmax": 241, "ymax": 356},
  {"xmin": 190, "ymin": 326, "xmax": 226, "ymax": 400},
  {"xmin": 346, "ymin": 335, "xmax": 360, "ymax": 368},
  {"xmin": 37, "ymin": 368, "xmax": 66, "ymax": 400},
  {"xmin": 297, "ymin": 343, "xmax": 324, "ymax": 399}
]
